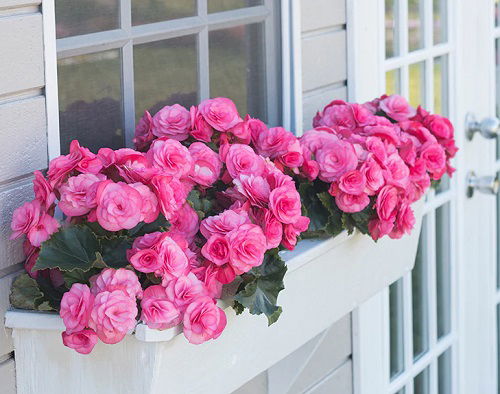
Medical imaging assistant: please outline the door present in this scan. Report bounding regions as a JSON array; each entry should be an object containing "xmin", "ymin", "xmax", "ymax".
[{"xmin": 351, "ymin": 0, "xmax": 499, "ymax": 393}]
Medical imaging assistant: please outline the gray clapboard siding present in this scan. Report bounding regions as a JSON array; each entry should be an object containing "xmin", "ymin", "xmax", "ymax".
[
  {"xmin": 301, "ymin": 0, "xmax": 346, "ymax": 33},
  {"xmin": 0, "ymin": 357, "xmax": 16, "ymax": 394},
  {"xmin": 302, "ymin": 85, "xmax": 348, "ymax": 131},
  {"xmin": 0, "ymin": 0, "xmax": 41, "ymax": 10}
]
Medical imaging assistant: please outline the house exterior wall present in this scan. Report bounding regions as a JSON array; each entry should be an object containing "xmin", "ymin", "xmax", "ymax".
[{"xmin": 0, "ymin": 1, "xmax": 46, "ymax": 391}]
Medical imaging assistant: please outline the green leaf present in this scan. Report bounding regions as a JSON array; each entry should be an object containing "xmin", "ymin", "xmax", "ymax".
[
  {"xmin": 34, "ymin": 225, "xmax": 100, "ymax": 272},
  {"xmin": 63, "ymin": 268, "xmax": 97, "ymax": 288},
  {"xmin": 298, "ymin": 182, "xmax": 329, "ymax": 233},
  {"xmin": 232, "ymin": 300, "xmax": 245, "ymax": 315},
  {"xmin": 9, "ymin": 274, "xmax": 45, "ymax": 310},
  {"xmin": 187, "ymin": 190, "xmax": 213, "ymax": 220},
  {"xmin": 99, "ymin": 235, "xmax": 133, "ymax": 269},
  {"xmin": 234, "ymin": 250, "xmax": 287, "ymax": 325},
  {"xmin": 127, "ymin": 214, "xmax": 169, "ymax": 237}
]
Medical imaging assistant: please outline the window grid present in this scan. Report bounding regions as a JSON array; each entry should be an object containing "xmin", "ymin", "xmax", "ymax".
[{"xmin": 383, "ymin": 0, "xmax": 456, "ymax": 393}]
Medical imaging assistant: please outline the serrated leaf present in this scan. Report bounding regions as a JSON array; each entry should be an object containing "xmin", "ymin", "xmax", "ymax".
[
  {"xmin": 34, "ymin": 225, "xmax": 100, "ymax": 272},
  {"xmin": 9, "ymin": 274, "xmax": 45, "ymax": 310},
  {"xmin": 127, "ymin": 214, "xmax": 169, "ymax": 237},
  {"xmin": 298, "ymin": 182, "xmax": 329, "ymax": 233},
  {"xmin": 63, "ymin": 268, "xmax": 98, "ymax": 288},
  {"xmin": 232, "ymin": 300, "xmax": 245, "ymax": 315},
  {"xmin": 99, "ymin": 235, "xmax": 132, "ymax": 269}
]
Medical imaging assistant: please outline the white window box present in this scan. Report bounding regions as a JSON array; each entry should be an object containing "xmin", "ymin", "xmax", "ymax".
[{"xmin": 5, "ymin": 202, "xmax": 423, "ymax": 394}]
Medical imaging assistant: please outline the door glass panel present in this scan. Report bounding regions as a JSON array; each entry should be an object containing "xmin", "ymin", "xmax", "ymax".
[
  {"xmin": 438, "ymin": 348, "xmax": 452, "ymax": 394},
  {"xmin": 434, "ymin": 55, "xmax": 448, "ymax": 116},
  {"xmin": 413, "ymin": 221, "xmax": 429, "ymax": 360},
  {"xmin": 436, "ymin": 203, "xmax": 452, "ymax": 338},
  {"xmin": 386, "ymin": 69, "xmax": 401, "ymax": 95},
  {"xmin": 414, "ymin": 366, "xmax": 430, "ymax": 394},
  {"xmin": 55, "ymin": 0, "xmax": 119, "ymax": 39},
  {"xmin": 408, "ymin": 0, "xmax": 424, "ymax": 52},
  {"xmin": 58, "ymin": 50, "xmax": 124, "ymax": 154},
  {"xmin": 409, "ymin": 61, "xmax": 426, "ymax": 108},
  {"xmin": 134, "ymin": 35, "xmax": 198, "ymax": 122},
  {"xmin": 208, "ymin": 0, "xmax": 263, "ymax": 13},
  {"xmin": 390, "ymin": 279, "xmax": 405, "ymax": 379},
  {"xmin": 209, "ymin": 23, "xmax": 267, "ymax": 121},
  {"xmin": 132, "ymin": 0, "xmax": 196, "ymax": 25},
  {"xmin": 433, "ymin": 0, "xmax": 447, "ymax": 44},
  {"xmin": 386, "ymin": 0, "xmax": 399, "ymax": 58}
]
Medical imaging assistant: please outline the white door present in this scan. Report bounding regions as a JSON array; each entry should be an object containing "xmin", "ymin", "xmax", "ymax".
[{"xmin": 351, "ymin": 0, "xmax": 499, "ymax": 393}]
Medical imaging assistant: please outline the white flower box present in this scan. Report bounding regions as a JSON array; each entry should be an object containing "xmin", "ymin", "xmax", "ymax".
[{"xmin": 5, "ymin": 202, "xmax": 423, "ymax": 394}]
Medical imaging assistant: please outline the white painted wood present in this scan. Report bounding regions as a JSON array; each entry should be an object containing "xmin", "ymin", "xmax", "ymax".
[
  {"xmin": 0, "ymin": 357, "xmax": 16, "ymax": 394},
  {"xmin": 291, "ymin": 0, "xmax": 303, "ymax": 135},
  {"xmin": 232, "ymin": 371, "xmax": 268, "ymax": 394},
  {"xmin": 7, "ymin": 201, "xmax": 422, "ymax": 394},
  {"xmin": 301, "ymin": 0, "xmax": 346, "ymax": 33}
]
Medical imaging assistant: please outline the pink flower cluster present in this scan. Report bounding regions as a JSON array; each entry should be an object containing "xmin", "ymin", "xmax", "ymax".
[{"xmin": 306, "ymin": 95, "xmax": 457, "ymax": 240}]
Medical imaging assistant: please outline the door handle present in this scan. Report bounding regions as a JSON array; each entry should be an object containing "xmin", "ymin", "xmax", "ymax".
[
  {"xmin": 466, "ymin": 171, "xmax": 500, "ymax": 197},
  {"xmin": 466, "ymin": 113, "xmax": 500, "ymax": 140}
]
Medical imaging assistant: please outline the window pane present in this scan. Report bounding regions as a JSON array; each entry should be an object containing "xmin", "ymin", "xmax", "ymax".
[
  {"xmin": 434, "ymin": 55, "xmax": 448, "ymax": 116},
  {"xmin": 132, "ymin": 0, "xmax": 196, "ymax": 26},
  {"xmin": 390, "ymin": 279, "xmax": 405, "ymax": 379},
  {"xmin": 208, "ymin": 0, "xmax": 263, "ymax": 13},
  {"xmin": 58, "ymin": 50, "xmax": 123, "ymax": 154},
  {"xmin": 409, "ymin": 61, "xmax": 426, "ymax": 108},
  {"xmin": 385, "ymin": 0, "xmax": 399, "ymax": 58},
  {"xmin": 496, "ymin": 0, "xmax": 500, "ymax": 27},
  {"xmin": 413, "ymin": 220, "xmax": 429, "ymax": 360},
  {"xmin": 386, "ymin": 69, "xmax": 401, "ymax": 95},
  {"xmin": 436, "ymin": 174, "xmax": 450, "ymax": 194},
  {"xmin": 134, "ymin": 36, "xmax": 198, "ymax": 122},
  {"xmin": 433, "ymin": 0, "xmax": 447, "ymax": 44},
  {"xmin": 436, "ymin": 203, "xmax": 451, "ymax": 338},
  {"xmin": 408, "ymin": 0, "xmax": 424, "ymax": 52},
  {"xmin": 414, "ymin": 366, "xmax": 430, "ymax": 394},
  {"xmin": 55, "ymin": 0, "xmax": 119, "ymax": 39},
  {"xmin": 209, "ymin": 23, "xmax": 267, "ymax": 121},
  {"xmin": 438, "ymin": 348, "xmax": 452, "ymax": 394}
]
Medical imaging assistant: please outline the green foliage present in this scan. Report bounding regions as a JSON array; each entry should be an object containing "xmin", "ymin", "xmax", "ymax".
[
  {"xmin": 10, "ymin": 274, "xmax": 49, "ymax": 311},
  {"xmin": 127, "ymin": 214, "xmax": 169, "ymax": 237},
  {"xmin": 99, "ymin": 235, "xmax": 133, "ymax": 269},
  {"xmin": 187, "ymin": 189, "xmax": 214, "ymax": 220}
]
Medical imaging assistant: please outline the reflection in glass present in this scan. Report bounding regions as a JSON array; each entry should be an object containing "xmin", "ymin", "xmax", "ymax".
[
  {"xmin": 134, "ymin": 35, "xmax": 198, "ymax": 122},
  {"xmin": 386, "ymin": 69, "xmax": 401, "ymax": 95},
  {"xmin": 58, "ymin": 51, "xmax": 123, "ymax": 154},
  {"xmin": 434, "ymin": 55, "xmax": 448, "ymax": 116},
  {"xmin": 414, "ymin": 366, "xmax": 430, "ymax": 394},
  {"xmin": 436, "ymin": 203, "xmax": 451, "ymax": 338},
  {"xmin": 409, "ymin": 61, "xmax": 425, "ymax": 109},
  {"xmin": 208, "ymin": 0, "xmax": 263, "ymax": 13},
  {"xmin": 433, "ymin": 0, "xmax": 447, "ymax": 44},
  {"xmin": 438, "ymin": 348, "xmax": 452, "ymax": 394},
  {"xmin": 408, "ymin": 0, "xmax": 424, "ymax": 51},
  {"xmin": 389, "ymin": 279, "xmax": 405, "ymax": 379},
  {"xmin": 385, "ymin": 0, "xmax": 399, "ymax": 58},
  {"xmin": 132, "ymin": 0, "xmax": 196, "ymax": 26},
  {"xmin": 209, "ymin": 23, "xmax": 267, "ymax": 121},
  {"xmin": 413, "ymin": 221, "xmax": 429, "ymax": 360},
  {"xmin": 55, "ymin": 0, "xmax": 119, "ymax": 39}
]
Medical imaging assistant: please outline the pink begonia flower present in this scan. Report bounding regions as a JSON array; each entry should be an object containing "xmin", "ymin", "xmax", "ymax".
[
  {"xmin": 183, "ymin": 296, "xmax": 227, "ymax": 344},
  {"xmin": 129, "ymin": 182, "xmax": 160, "ymax": 224},
  {"xmin": 335, "ymin": 192, "xmax": 370, "ymax": 213},
  {"xmin": 146, "ymin": 138, "xmax": 193, "ymax": 178},
  {"xmin": 89, "ymin": 290, "xmax": 138, "ymax": 345},
  {"xmin": 133, "ymin": 110, "xmax": 155, "ymax": 151},
  {"xmin": 301, "ymin": 158, "xmax": 320, "ymax": 181},
  {"xmin": 47, "ymin": 140, "xmax": 84, "ymax": 186},
  {"xmin": 317, "ymin": 102, "xmax": 356, "ymax": 135},
  {"xmin": 28, "ymin": 212, "xmax": 59, "ymax": 247},
  {"xmin": 200, "ymin": 209, "xmax": 250, "ymax": 239},
  {"xmin": 365, "ymin": 136, "xmax": 388, "ymax": 163},
  {"xmin": 169, "ymin": 202, "xmax": 200, "ymax": 243},
  {"xmin": 384, "ymin": 153, "xmax": 410, "ymax": 190},
  {"xmin": 233, "ymin": 175, "xmax": 271, "ymax": 208},
  {"xmin": 129, "ymin": 248, "xmax": 162, "ymax": 273},
  {"xmin": 420, "ymin": 143, "xmax": 446, "ymax": 175},
  {"xmin": 422, "ymin": 114, "xmax": 454, "ymax": 139},
  {"xmin": 58, "ymin": 173, "xmax": 105, "ymax": 217},
  {"xmin": 150, "ymin": 175, "xmax": 187, "ymax": 220},
  {"xmin": 364, "ymin": 124, "xmax": 401, "ymax": 145},
  {"xmin": 252, "ymin": 208, "xmax": 283, "ymax": 250},
  {"xmin": 155, "ymin": 235, "xmax": 190, "ymax": 283},
  {"xmin": 165, "ymin": 272, "xmax": 206, "ymax": 310},
  {"xmin": 192, "ymin": 264, "xmax": 223, "ymax": 299},
  {"xmin": 300, "ymin": 129, "xmax": 339, "ymax": 156},
  {"xmin": 90, "ymin": 268, "xmax": 143, "ymax": 299},
  {"xmin": 278, "ymin": 139, "xmax": 304, "ymax": 169},
  {"xmin": 390, "ymin": 202, "xmax": 416, "ymax": 239},
  {"xmin": 379, "ymin": 95, "xmax": 416, "ymax": 122},
  {"xmin": 95, "ymin": 181, "xmax": 143, "ymax": 231},
  {"xmin": 23, "ymin": 242, "xmax": 39, "ymax": 279},
  {"xmin": 198, "ymin": 97, "xmax": 242, "ymax": 131},
  {"xmin": 116, "ymin": 151, "xmax": 160, "ymax": 184},
  {"xmin": 97, "ymin": 147, "xmax": 116, "ymax": 168},
  {"xmin": 140, "ymin": 285, "xmax": 181, "ymax": 330},
  {"xmin": 253, "ymin": 126, "xmax": 294, "ymax": 158},
  {"xmin": 227, "ymin": 223, "xmax": 267, "ymax": 274},
  {"xmin": 10, "ymin": 200, "xmax": 42, "ymax": 240},
  {"xmin": 281, "ymin": 216, "xmax": 310, "ymax": 250},
  {"xmin": 368, "ymin": 218, "xmax": 394, "ymax": 240},
  {"xmin": 360, "ymin": 156, "xmax": 385, "ymax": 195},
  {"xmin": 62, "ymin": 329, "xmax": 98, "ymax": 355},
  {"xmin": 188, "ymin": 142, "xmax": 222, "ymax": 187},
  {"xmin": 33, "ymin": 171, "xmax": 55, "ymax": 209},
  {"xmin": 269, "ymin": 186, "xmax": 302, "ymax": 225},
  {"xmin": 152, "ymin": 104, "xmax": 191, "ymax": 141},
  {"xmin": 201, "ymin": 234, "xmax": 230, "ymax": 266},
  {"xmin": 338, "ymin": 170, "xmax": 366, "ymax": 195},
  {"xmin": 189, "ymin": 105, "xmax": 214, "ymax": 142},
  {"xmin": 315, "ymin": 140, "xmax": 358, "ymax": 182},
  {"xmin": 229, "ymin": 118, "xmax": 252, "ymax": 144},
  {"xmin": 224, "ymin": 144, "xmax": 266, "ymax": 179},
  {"xmin": 375, "ymin": 185, "xmax": 399, "ymax": 223},
  {"xmin": 60, "ymin": 283, "xmax": 94, "ymax": 334}
]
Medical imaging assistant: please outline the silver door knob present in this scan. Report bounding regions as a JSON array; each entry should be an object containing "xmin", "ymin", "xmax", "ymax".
[
  {"xmin": 466, "ymin": 113, "xmax": 500, "ymax": 140},
  {"xmin": 467, "ymin": 171, "xmax": 500, "ymax": 197}
]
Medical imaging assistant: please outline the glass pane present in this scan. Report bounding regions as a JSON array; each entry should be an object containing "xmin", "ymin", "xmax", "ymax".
[
  {"xmin": 496, "ymin": 0, "xmax": 500, "ymax": 27},
  {"xmin": 55, "ymin": 0, "xmax": 119, "ymax": 39},
  {"xmin": 386, "ymin": 69, "xmax": 401, "ymax": 95},
  {"xmin": 438, "ymin": 348, "xmax": 452, "ymax": 394},
  {"xmin": 436, "ymin": 174, "xmax": 450, "ymax": 193},
  {"xmin": 389, "ymin": 279, "xmax": 405, "ymax": 379},
  {"xmin": 208, "ymin": 0, "xmax": 263, "ymax": 13},
  {"xmin": 385, "ymin": 0, "xmax": 399, "ymax": 58},
  {"xmin": 58, "ymin": 50, "xmax": 123, "ymax": 154},
  {"xmin": 409, "ymin": 61, "xmax": 426, "ymax": 108},
  {"xmin": 132, "ymin": 0, "xmax": 196, "ymax": 26},
  {"xmin": 134, "ymin": 35, "xmax": 198, "ymax": 122},
  {"xmin": 414, "ymin": 366, "xmax": 430, "ymax": 394},
  {"xmin": 408, "ymin": 0, "xmax": 424, "ymax": 52},
  {"xmin": 433, "ymin": 0, "xmax": 447, "ymax": 44},
  {"xmin": 209, "ymin": 23, "xmax": 267, "ymax": 121},
  {"xmin": 413, "ymin": 220, "xmax": 429, "ymax": 360},
  {"xmin": 434, "ymin": 55, "xmax": 448, "ymax": 116},
  {"xmin": 436, "ymin": 203, "xmax": 451, "ymax": 338}
]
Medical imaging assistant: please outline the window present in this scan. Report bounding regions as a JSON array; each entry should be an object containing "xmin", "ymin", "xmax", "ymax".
[{"xmin": 55, "ymin": 0, "xmax": 282, "ymax": 154}]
